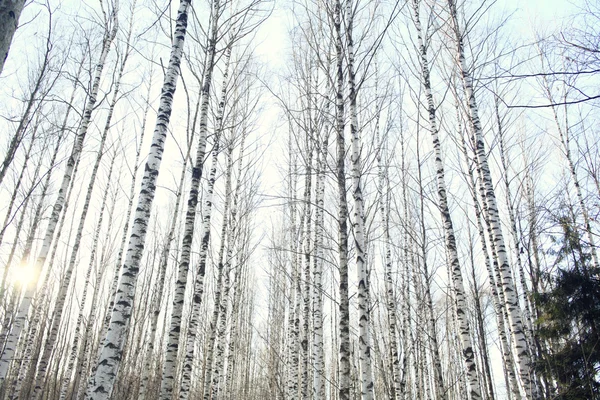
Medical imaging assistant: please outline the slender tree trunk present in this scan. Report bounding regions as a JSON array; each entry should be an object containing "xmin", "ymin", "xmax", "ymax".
[
  {"xmin": 286, "ymin": 137, "xmax": 300, "ymax": 400},
  {"xmin": 312, "ymin": 91, "xmax": 328, "ymax": 400},
  {"xmin": 57, "ymin": 148, "xmax": 117, "ymax": 400},
  {"xmin": 33, "ymin": 11, "xmax": 132, "ymax": 393},
  {"xmin": 345, "ymin": 1, "xmax": 373, "ymax": 398},
  {"xmin": 333, "ymin": 0, "xmax": 351, "ymax": 397},
  {"xmin": 85, "ymin": 1, "xmax": 191, "ymax": 397},
  {"xmin": 412, "ymin": 1, "xmax": 482, "ymax": 398},
  {"xmin": 0, "ymin": 0, "xmax": 26, "ymax": 74},
  {"xmin": 457, "ymin": 108, "xmax": 521, "ymax": 400},
  {"xmin": 300, "ymin": 131, "xmax": 314, "ymax": 400},
  {"xmin": 159, "ymin": 2, "xmax": 219, "ymax": 398},
  {"xmin": 467, "ymin": 228, "xmax": 496, "ymax": 400},
  {"xmin": 495, "ymin": 96, "xmax": 535, "ymax": 353},
  {"xmin": 0, "ymin": 6, "xmax": 118, "ymax": 384},
  {"xmin": 180, "ymin": 43, "xmax": 233, "ymax": 400},
  {"xmin": 447, "ymin": 1, "xmax": 535, "ymax": 396},
  {"xmin": 223, "ymin": 94, "xmax": 251, "ymax": 397},
  {"xmin": 203, "ymin": 143, "xmax": 233, "ymax": 400}
]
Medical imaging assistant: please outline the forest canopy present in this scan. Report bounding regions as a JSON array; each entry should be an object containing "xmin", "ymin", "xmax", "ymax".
[{"xmin": 0, "ymin": 0, "xmax": 598, "ymax": 399}]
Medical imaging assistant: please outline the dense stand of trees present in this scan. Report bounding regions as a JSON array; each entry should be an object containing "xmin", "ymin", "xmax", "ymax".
[{"xmin": 0, "ymin": 0, "xmax": 598, "ymax": 399}]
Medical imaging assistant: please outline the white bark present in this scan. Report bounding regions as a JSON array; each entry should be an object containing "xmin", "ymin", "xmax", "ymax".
[
  {"xmin": 159, "ymin": 1, "xmax": 219, "ymax": 397},
  {"xmin": 85, "ymin": 1, "xmax": 191, "ymax": 397},
  {"xmin": 376, "ymin": 112, "xmax": 403, "ymax": 400},
  {"xmin": 58, "ymin": 149, "xmax": 117, "ymax": 400},
  {"xmin": 412, "ymin": 1, "xmax": 482, "ymax": 398},
  {"xmin": 33, "ymin": 10, "xmax": 130, "ymax": 394},
  {"xmin": 312, "ymin": 94, "xmax": 328, "ymax": 400},
  {"xmin": 179, "ymin": 41, "xmax": 232, "ymax": 400},
  {"xmin": 203, "ymin": 145, "xmax": 233, "ymax": 400},
  {"xmin": 447, "ymin": 0, "xmax": 536, "ymax": 397},
  {"xmin": 333, "ymin": 1, "xmax": 351, "ymax": 397},
  {"xmin": 345, "ymin": 2, "xmax": 373, "ymax": 398},
  {"xmin": 0, "ymin": 0, "xmax": 26, "ymax": 75},
  {"xmin": 0, "ymin": 5, "xmax": 118, "ymax": 383}
]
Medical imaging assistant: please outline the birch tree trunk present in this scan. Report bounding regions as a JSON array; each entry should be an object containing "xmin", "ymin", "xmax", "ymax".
[
  {"xmin": 0, "ymin": 4, "xmax": 118, "ymax": 384},
  {"xmin": 180, "ymin": 40, "xmax": 232, "ymax": 400},
  {"xmin": 411, "ymin": 1, "xmax": 482, "ymax": 398},
  {"xmin": 0, "ymin": 0, "xmax": 26, "ymax": 74},
  {"xmin": 312, "ymin": 92, "xmax": 328, "ymax": 400},
  {"xmin": 300, "ymin": 131, "xmax": 314, "ymax": 400},
  {"xmin": 85, "ymin": 1, "xmax": 192, "ymax": 397},
  {"xmin": 345, "ymin": 1, "xmax": 373, "ymax": 397},
  {"xmin": 223, "ymin": 97, "xmax": 249, "ymax": 400},
  {"xmin": 332, "ymin": 1, "xmax": 351, "ymax": 397},
  {"xmin": 376, "ymin": 113, "xmax": 402, "ymax": 400},
  {"xmin": 203, "ymin": 144, "xmax": 233, "ymax": 400},
  {"xmin": 32, "ymin": 9, "xmax": 133, "ymax": 393},
  {"xmin": 159, "ymin": 1, "xmax": 220, "ymax": 397},
  {"xmin": 447, "ymin": 0, "xmax": 536, "ymax": 397},
  {"xmin": 494, "ymin": 96, "xmax": 535, "ymax": 354},
  {"xmin": 457, "ymin": 107, "xmax": 521, "ymax": 400},
  {"xmin": 286, "ymin": 139, "xmax": 300, "ymax": 400},
  {"xmin": 58, "ymin": 148, "xmax": 117, "ymax": 400}
]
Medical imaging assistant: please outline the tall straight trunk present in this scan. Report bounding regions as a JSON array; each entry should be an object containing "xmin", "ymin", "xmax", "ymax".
[
  {"xmin": 0, "ymin": 6, "xmax": 118, "ymax": 383},
  {"xmin": 58, "ymin": 149, "xmax": 117, "ymax": 400},
  {"xmin": 223, "ymin": 112, "xmax": 248, "ymax": 400},
  {"xmin": 73, "ymin": 188, "xmax": 122, "ymax": 400},
  {"xmin": 138, "ymin": 157, "xmax": 187, "ymax": 400},
  {"xmin": 300, "ymin": 135, "xmax": 313, "ymax": 400},
  {"xmin": 180, "ymin": 39, "xmax": 232, "ymax": 400},
  {"xmin": 413, "ymin": 119, "xmax": 446, "ymax": 400},
  {"xmin": 0, "ymin": 0, "xmax": 26, "ymax": 74},
  {"xmin": 312, "ymin": 95, "xmax": 328, "ymax": 400},
  {"xmin": 159, "ymin": 2, "xmax": 219, "ymax": 397},
  {"xmin": 218, "ymin": 117, "xmax": 250, "ymax": 400},
  {"xmin": 33, "ymin": 11, "xmax": 133, "ymax": 393},
  {"xmin": 376, "ymin": 121, "xmax": 402, "ymax": 400},
  {"xmin": 203, "ymin": 144, "xmax": 233, "ymax": 400},
  {"xmin": 398, "ymin": 98, "xmax": 411, "ymax": 400},
  {"xmin": 412, "ymin": 1, "xmax": 482, "ymax": 398},
  {"xmin": 494, "ymin": 96, "xmax": 534, "ymax": 350},
  {"xmin": 345, "ymin": 1, "xmax": 373, "ymax": 398},
  {"xmin": 286, "ymin": 137, "xmax": 300, "ymax": 400},
  {"xmin": 85, "ymin": 1, "xmax": 191, "ymax": 398},
  {"xmin": 447, "ymin": 0, "xmax": 535, "ymax": 397},
  {"xmin": 467, "ymin": 229, "xmax": 496, "ymax": 400},
  {"xmin": 457, "ymin": 109, "xmax": 521, "ymax": 400},
  {"xmin": 89, "ymin": 67, "xmax": 153, "ymax": 400},
  {"xmin": 211, "ymin": 150, "xmax": 235, "ymax": 398},
  {"xmin": 224, "ymin": 239, "xmax": 248, "ymax": 400},
  {"xmin": 333, "ymin": 0, "xmax": 351, "ymax": 397}
]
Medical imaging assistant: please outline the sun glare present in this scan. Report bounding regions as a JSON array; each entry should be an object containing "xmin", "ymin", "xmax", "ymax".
[{"xmin": 10, "ymin": 263, "xmax": 37, "ymax": 288}]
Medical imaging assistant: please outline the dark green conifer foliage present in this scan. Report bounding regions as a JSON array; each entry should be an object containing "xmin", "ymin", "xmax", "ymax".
[{"xmin": 534, "ymin": 213, "xmax": 600, "ymax": 399}]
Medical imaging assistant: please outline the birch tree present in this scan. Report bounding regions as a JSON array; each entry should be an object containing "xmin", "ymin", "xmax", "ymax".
[
  {"xmin": 446, "ymin": 0, "xmax": 536, "ymax": 397},
  {"xmin": 0, "ymin": 1, "xmax": 118, "ymax": 384},
  {"xmin": 0, "ymin": 0, "xmax": 26, "ymax": 74},
  {"xmin": 85, "ymin": 0, "xmax": 192, "ymax": 397}
]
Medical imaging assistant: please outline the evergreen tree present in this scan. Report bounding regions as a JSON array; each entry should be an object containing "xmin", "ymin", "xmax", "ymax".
[{"xmin": 535, "ymin": 212, "xmax": 600, "ymax": 400}]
